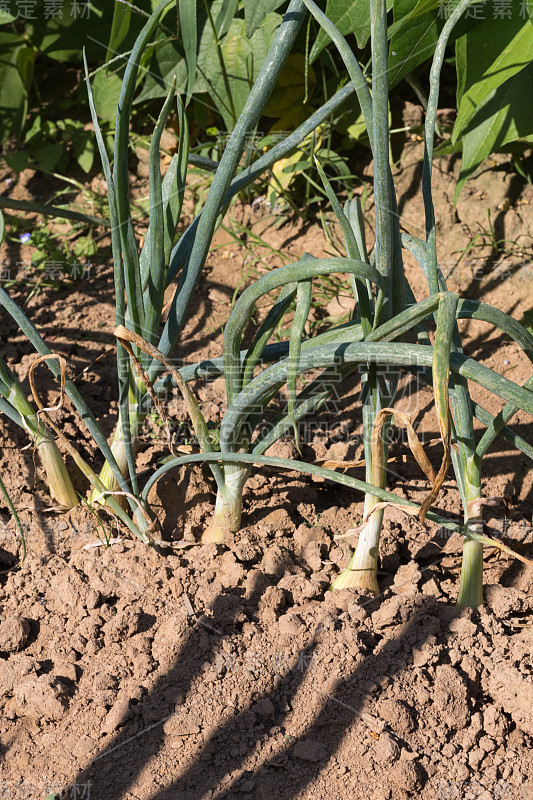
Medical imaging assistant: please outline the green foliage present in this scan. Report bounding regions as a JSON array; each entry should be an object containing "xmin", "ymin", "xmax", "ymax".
[
  {"xmin": 310, "ymin": 0, "xmax": 381, "ymax": 55},
  {"xmin": 244, "ymin": 0, "xmax": 286, "ymax": 36},
  {"xmin": 0, "ymin": 2, "xmax": 116, "ymax": 172},
  {"xmin": 136, "ymin": 0, "xmax": 284, "ymax": 129},
  {"xmin": 2, "ymin": 0, "xmax": 533, "ymax": 200},
  {"xmin": 452, "ymin": 13, "xmax": 533, "ymax": 197}
]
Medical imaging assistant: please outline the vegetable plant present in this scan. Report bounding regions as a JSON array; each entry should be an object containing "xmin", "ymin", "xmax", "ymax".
[
  {"xmin": 142, "ymin": 0, "xmax": 533, "ymax": 608},
  {"xmin": 0, "ymin": 0, "xmax": 354, "ymax": 539},
  {"xmin": 1, "ymin": 0, "xmax": 532, "ymax": 613}
]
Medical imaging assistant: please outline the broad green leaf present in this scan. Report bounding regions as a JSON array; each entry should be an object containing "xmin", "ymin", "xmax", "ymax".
[
  {"xmin": 137, "ymin": 0, "xmax": 282, "ymax": 116},
  {"xmin": 264, "ymin": 53, "xmax": 315, "ymax": 118},
  {"xmin": 310, "ymin": 0, "xmax": 371, "ymax": 58},
  {"xmin": 390, "ymin": 0, "xmax": 487, "ymax": 87},
  {"xmin": 389, "ymin": 8, "xmax": 440, "ymax": 88},
  {"xmin": 106, "ymin": 1, "xmax": 132, "ymax": 64},
  {"xmin": 453, "ymin": 16, "xmax": 533, "ymax": 141},
  {"xmin": 456, "ymin": 63, "xmax": 533, "ymax": 200},
  {"xmin": 35, "ymin": 3, "xmax": 116, "ymax": 63},
  {"xmin": 403, "ymin": 0, "xmax": 488, "ymax": 18},
  {"xmin": 35, "ymin": 142, "xmax": 65, "ymax": 171},
  {"xmin": 92, "ymin": 71, "xmax": 124, "ymax": 122},
  {"xmin": 310, "ymin": 0, "xmax": 393, "ymax": 61},
  {"xmin": 244, "ymin": 0, "xmax": 286, "ymax": 37},
  {"xmin": 523, "ymin": 309, "xmax": 533, "ymax": 336},
  {"xmin": 0, "ymin": 8, "xmax": 15, "ymax": 22},
  {"xmin": 0, "ymin": 35, "xmax": 28, "ymax": 141},
  {"xmin": 134, "ymin": 40, "xmax": 188, "ymax": 104},
  {"xmin": 73, "ymin": 136, "xmax": 95, "ymax": 173},
  {"xmin": 16, "ymin": 46, "xmax": 35, "ymax": 95},
  {"xmin": 199, "ymin": 12, "xmax": 282, "ymax": 131},
  {"xmin": 4, "ymin": 151, "xmax": 28, "ymax": 172},
  {"xmin": 179, "ymin": 0, "xmax": 197, "ymax": 103}
]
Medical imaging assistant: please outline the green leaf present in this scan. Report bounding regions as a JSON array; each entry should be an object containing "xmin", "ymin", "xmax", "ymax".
[
  {"xmin": 403, "ymin": 0, "xmax": 487, "ymax": 19},
  {"xmin": 91, "ymin": 70, "xmax": 124, "ymax": 122},
  {"xmin": 523, "ymin": 309, "xmax": 533, "ymax": 336},
  {"xmin": 199, "ymin": 12, "xmax": 282, "ymax": 131},
  {"xmin": 310, "ymin": 0, "xmax": 370, "ymax": 57},
  {"xmin": 216, "ymin": 0, "xmax": 240, "ymax": 38},
  {"xmin": 16, "ymin": 46, "xmax": 35, "ymax": 95},
  {"xmin": 244, "ymin": 0, "xmax": 286, "ymax": 37},
  {"xmin": 4, "ymin": 151, "xmax": 29, "ymax": 172},
  {"xmin": 453, "ymin": 16, "xmax": 533, "ymax": 141},
  {"xmin": 106, "ymin": 1, "xmax": 133, "ymax": 64},
  {"xmin": 134, "ymin": 39, "xmax": 188, "ymax": 104},
  {"xmin": 35, "ymin": 3, "xmax": 116, "ymax": 63},
  {"xmin": 35, "ymin": 142, "xmax": 65, "ymax": 171},
  {"xmin": 264, "ymin": 53, "xmax": 314, "ymax": 117},
  {"xmin": 73, "ymin": 235, "xmax": 98, "ymax": 257},
  {"xmin": 179, "ymin": 0, "xmax": 197, "ymax": 103},
  {"xmin": 389, "ymin": 7, "xmax": 440, "ymax": 88},
  {"xmin": 310, "ymin": 0, "xmax": 393, "ymax": 61},
  {"xmin": 0, "ymin": 7, "xmax": 15, "ymax": 22},
  {"xmin": 456, "ymin": 63, "xmax": 533, "ymax": 200},
  {"xmin": 73, "ymin": 135, "xmax": 95, "ymax": 173},
  {"xmin": 0, "ymin": 35, "xmax": 28, "ymax": 141}
]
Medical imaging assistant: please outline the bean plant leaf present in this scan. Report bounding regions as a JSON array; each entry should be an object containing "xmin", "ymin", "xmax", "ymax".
[
  {"xmin": 134, "ymin": 39, "xmax": 188, "ymax": 104},
  {"xmin": 91, "ymin": 71, "xmax": 125, "ymax": 122},
  {"xmin": 135, "ymin": 1, "xmax": 227, "ymax": 104},
  {"xmin": 455, "ymin": 63, "xmax": 533, "ymax": 201},
  {"xmin": 179, "ymin": 0, "xmax": 197, "ymax": 103},
  {"xmin": 244, "ymin": 0, "xmax": 286, "ymax": 37},
  {"xmin": 389, "ymin": 0, "xmax": 441, "ymax": 88},
  {"xmin": 73, "ymin": 134, "xmax": 95, "ymax": 174},
  {"xmin": 33, "ymin": 2, "xmax": 116, "ymax": 62},
  {"xmin": 0, "ymin": 7, "xmax": 15, "ymax": 22},
  {"xmin": 310, "ymin": 0, "xmax": 393, "ymax": 61},
  {"xmin": 0, "ymin": 35, "xmax": 33, "ymax": 141},
  {"xmin": 199, "ymin": 12, "xmax": 282, "ymax": 131},
  {"xmin": 390, "ymin": 0, "xmax": 488, "ymax": 89},
  {"xmin": 453, "ymin": 15, "xmax": 533, "ymax": 142},
  {"xmin": 106, "ymin": 0, "xmax": 132, "ymax": 64},
  {"xmin": 401, "ymin": 0, "xmax": 487, "ymax": 19}
]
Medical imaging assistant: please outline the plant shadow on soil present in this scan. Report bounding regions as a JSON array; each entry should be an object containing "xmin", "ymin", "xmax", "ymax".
[{"xmin": 61, "ymin": 574, "xmax": 445, "ymax": 800}]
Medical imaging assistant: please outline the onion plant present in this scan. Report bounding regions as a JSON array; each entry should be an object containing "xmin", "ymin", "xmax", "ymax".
[
  {"xmin": 0, "ymin": 0, "xmax": 354, "ymax": 530},
  {"xmin": 0, "ymin": 355, "xmax": 78, "ymax": 511},
  {"xmin": 0, "ymin": 214, "xmax": 77, "ymax": 512},
  {"xmin": 295, "ymin": 0, "xmax": 533, "ymax": 605},
  {"xmin": 1, "ymin": 0, "xmax": 532, "ymax": 611},
  {"xmin": 83, "ymin": 0, "xmax": 357, "ymax": 509},
  {"xmin": 145, "ymin": 0, "xmax": 533, "ymax": 607}
]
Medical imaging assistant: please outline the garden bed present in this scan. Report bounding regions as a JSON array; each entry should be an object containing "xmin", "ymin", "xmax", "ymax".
[{"xmin": 0, "ymin": 141, "xmax": 532, "ymax": 799}]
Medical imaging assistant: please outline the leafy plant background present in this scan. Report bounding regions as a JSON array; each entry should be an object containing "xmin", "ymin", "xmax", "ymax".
[{"xmin": 1, "ymin": 0, "xmax": 533, "ymax": 197}]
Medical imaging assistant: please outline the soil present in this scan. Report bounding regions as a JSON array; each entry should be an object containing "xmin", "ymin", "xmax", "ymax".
[{"xmin": 0, "ymin": 122, "xmax": 532, "ymax": 800}]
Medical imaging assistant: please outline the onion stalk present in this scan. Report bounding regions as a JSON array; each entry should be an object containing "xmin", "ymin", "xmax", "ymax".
[{"xmin": 0, "ymin": 357, "xmax": 78, "ymax": 510}]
